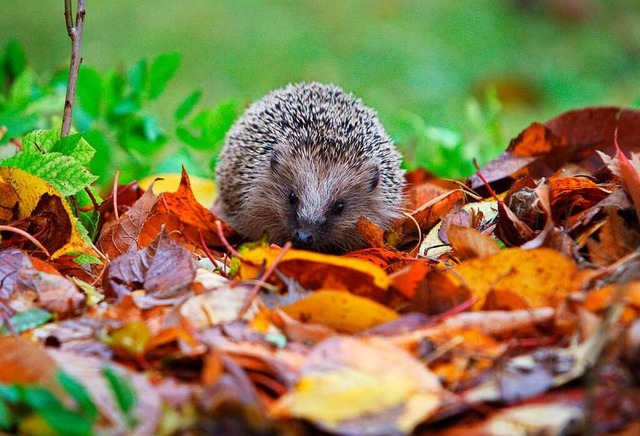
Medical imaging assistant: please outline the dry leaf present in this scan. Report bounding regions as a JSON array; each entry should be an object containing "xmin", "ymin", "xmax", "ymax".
[
  {"xmin": 272, "ymin": 336, "xmax": 442, "ymax": 435},
  {"xmin": 280, "ymin": 289, "xmax": 399, "ymax": 334}
]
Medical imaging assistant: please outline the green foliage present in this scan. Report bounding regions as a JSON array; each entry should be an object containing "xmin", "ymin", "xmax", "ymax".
[
  {"xmin": 1, "ymin": 129, "xmax": 98, "ymax": 196},
  {"xmin": 0, "ymin": 41, "xmax": 241, "ymax": 187},
  {"xmin": 0, "ymin": 368, "xmax": 139, "ymax": 435},
  {"xmin": 0, "ymin": 371, "xmax": 96, "ymax": 435},
  {"xmin": 0, "ymin": 308, "xmax": 52, "ymax": 334},
  {"xmin": 102, "ymin": 366, "xmax": 138, "ymax": 429},
  {"xmin": 391, "ymin": 90, "xmax": 505, "ymax": 178},
  {"xmin": 0, "ymin": 126, "xmax": 102, "ymax": 256}
]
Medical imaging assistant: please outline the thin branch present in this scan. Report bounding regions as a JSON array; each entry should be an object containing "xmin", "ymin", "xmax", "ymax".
[
  {"xmin": 64, "ymin": 0, "xmax": 74, "ymax": 33},
  {"xmin": 236, "ymin": 241, "xmax": 292, "ymax": 320},
  {"xmin": 61, "ymin": 0, "xmax": 86, "ymax": 137}
]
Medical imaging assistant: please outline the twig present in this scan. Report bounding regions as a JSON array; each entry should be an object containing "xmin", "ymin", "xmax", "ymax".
[
  {"xmin": 215, "ymin": 220, "xmax": 241, "ymax": 258},
  {"xmin": 61, "ymin": 0, "xmax": 86, "ymax": 137},
  {"xmin": 112, "ymin": 170, "xmax": 120, "ymax": 221},
  {"xmin": 237, "ymin": 242, "xmax": 292, "ymax": 319},
  {"xmin": 0, "ymin": 225, "xmax": 51, "ymax": 258}
]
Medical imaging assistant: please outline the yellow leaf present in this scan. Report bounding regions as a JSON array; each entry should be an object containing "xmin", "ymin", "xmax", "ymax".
[
  {"xmin": 139, "ymin": 172, "xmax": 217, "ymax": 208},
  {"xmin": 433, "ymin": 247, "xmax": 578, "ymax": 310},
  {"xmin": 272, "ymin": 336, "xmax": 441, "ymax": 434},
  {"xmin": 281, "ymin": 290, "xmax": 399, "ymax": 334},
  {"xmin": 0, "ymin": 167, "xmax": 98, "ymax": 260}
]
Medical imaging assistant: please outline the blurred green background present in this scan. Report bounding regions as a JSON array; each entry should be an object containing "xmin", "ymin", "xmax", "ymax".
[{"xmin": 1, "ymin": 0, "xmax": 639, "ymax": 182}]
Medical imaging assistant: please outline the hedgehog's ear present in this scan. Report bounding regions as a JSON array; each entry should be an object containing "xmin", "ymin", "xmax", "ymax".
[{"xmin": 368, "ymin": 167, "xmax": 380, "ymax": 192}]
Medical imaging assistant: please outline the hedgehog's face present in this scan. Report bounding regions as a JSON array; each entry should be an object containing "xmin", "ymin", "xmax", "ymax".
[{"xmin": 263, "ymin": 146, "xmax": 386, "ymax": 253}]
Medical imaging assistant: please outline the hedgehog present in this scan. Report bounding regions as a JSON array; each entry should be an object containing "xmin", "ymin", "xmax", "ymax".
[{"xmin": 214, "ymin": 82, "xmax": 405, "ymax": 253}]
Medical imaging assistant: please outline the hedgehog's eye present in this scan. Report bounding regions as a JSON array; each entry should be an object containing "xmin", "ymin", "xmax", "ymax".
[
  {"xmin": 288, "ymin": 191, "xmax": 299, "ymax": 206},
  {"xmin": 331, "ymin": 201, "xmax": 344, "ymax": 215}
]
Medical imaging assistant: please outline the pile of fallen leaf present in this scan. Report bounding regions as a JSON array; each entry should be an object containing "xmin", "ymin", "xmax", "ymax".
[{"xmin": 1, "ymin": 106, "xmax": 640, "ymax": 435}]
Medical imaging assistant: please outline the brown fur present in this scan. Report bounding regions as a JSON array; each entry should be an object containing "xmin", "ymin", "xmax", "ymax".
[{"xmin": 215, "ymin": 82, "xmax": 405, "ymax": 252}]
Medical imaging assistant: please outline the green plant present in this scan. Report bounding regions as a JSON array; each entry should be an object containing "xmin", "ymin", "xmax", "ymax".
[
  {"xmin": 389, "ymin": 89, "xmax": 505, "ymax": 178},
  {"xmin": 0, "ymin": 369, "xmax": 139, "ymax": 435},
  {"xmin": 0, "ymin": 41, "xmax": 240, "ymax": 189}
]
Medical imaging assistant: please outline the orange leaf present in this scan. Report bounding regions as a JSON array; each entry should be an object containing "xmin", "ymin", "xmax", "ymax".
[
  {"xmin": 549, "ymin": 176, "xmax": 609, "ymax": 215},
  {"xmin": 410, "ymin": 190, "xmax": 465, "ymax": 230},
  {"xmin": 156, "ymin": 168, "xmax": 238, "ymax": 246},
  {"xmin": 239, "ymin": 247, "xmax": 392, "ymax": 302}
]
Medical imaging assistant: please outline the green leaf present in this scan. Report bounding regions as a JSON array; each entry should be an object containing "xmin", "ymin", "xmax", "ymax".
[
  {"xmin": 112, "ymin": 98, "xmax": 140, "ymax": 116},
  {"xmin": 21, "ymin": 129, "xmax": 60, "ymax": 153},
  {"xmin": 176, "ymin": 125, "xmax": 202, "ymax": 149},
  {"xmin": 102, "ymin": 366, "xmax": 137, "ymax": 428},
  {"xmin": 0, "ymin": 399, "xmax": 13, "ymax": 430},
  {"xmin": 8, "ymin": 69, "xmax": 36, "ymax": 108},
  {"xmin": 52, "ymin": 133, "xmax": 96, "ymax": 166},
  {"xmin": 76, "ymin": 66, "xmax": 103, "ymax": 119},
  {"xmin": 56, "ymin": 371, "xmax": 97, "ymax": 421},
  {"xmin": 128, "ymin": 59, "xmax": 147, "ymax": 98},
  {"xmin": 0, "ymin": 109, "xmax": 39, "ymax": 140},
  {"xmin": 40, "ymin": 407, "xmax": 92, "ymax": 436},
  {"xmin": 0, "ymin": 385, "xmax": 20, "ymax": 404},
  {"xmin": 148, "ymin": 52, "xmax": 181, "ymax": 100},
  {"xmin": 174, "ymin": 90, "xmax": 201, "ymax": 122},
  {"xmin": 22, "ymin": 386, "xmax": 63, "ymax": 411},
  {"xmin": 184, "ymin": 100, "xmax": 239, "ymax": 151},
  {"xmin": 103, "ymin": 70, "xmax": 126, "ymax": 115},
  {"xmin": 141, "ymin": 115, "xmax": 163, "ymax": 142},
  {"xmin": 8, "ymin": 308, "xmax": 52, "ymax": 334},
  {"xmin": 6, "ymin": 40, "xmax": 27, "ymax": 77},
  {"xmin": 0, "ymin": 151, "xmax": 98, "ymax": 196},
  {"xmin": 156, "ymin": 148, "xmax": 203, "ymax": 176},
  {"xmin": 83, "ymin": 129, "xmax": 113, "ymax": 182}
]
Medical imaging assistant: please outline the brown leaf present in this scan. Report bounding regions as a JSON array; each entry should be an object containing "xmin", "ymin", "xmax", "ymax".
[
  {"xmin": 0, "ymin": 168, "xmax": 97, "ymax": 259},
  {"xmin": 586, "ymin": 209, "xmax": 640, "ymax": 266},
  {"xmin": 390, "ymin": 261, "xmax": 430, "ymax": 300},
  {"xmin": 469, "ymin": 107, "xmax": 640, "ymax": 189},
  {"xmin": 427, "ymin": 248, "xmax": 578, "ymax": 312},
  {"xmin": 280, "ymin": 289, "xmax": 399, "ymax": 334},
  {"xmin": 549, "ymin": 176, "xmax": 610, "ymax": 218},
  {"xmin": 0, "ymin": 247, "xmax": 85, "ymax": 318},
  {"xmin": 0, "ymin": 181, "xmax": 18, "ymax": 222},
  {"xmin": 405, "ymin": 190, "xmax": 465, "ymax": 242},
  {"xmin": 104, "ymin": 229, "xmax": 196, "ymax": 300},
  {"xmin": 48, "ymin": 349, "xmax": 162, "ymax": 434},
  {"xmin": 239, "ymin": 247, "xmax": 393, "ymax": 304},
  {"xmin": 97, "ymin": 186, "xmax": 160, "ymax": 258},
  {"xmin": 448, "ymin": 225, "xmax": 501, "ymax": 260}
]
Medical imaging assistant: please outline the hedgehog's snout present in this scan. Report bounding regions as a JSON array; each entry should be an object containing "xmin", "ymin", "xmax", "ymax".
[{"xmin": 292, "ymin": 229, "xmax": 314, "ymax": 249}]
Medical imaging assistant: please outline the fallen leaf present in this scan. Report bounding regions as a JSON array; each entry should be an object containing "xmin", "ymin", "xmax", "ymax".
[
  {"xmin": 239, "ymin": 247, "xmax": 392, "ymax": 303},
  {"xmin": 272, "ymin": 336, "xmax": 442, "ymax": 435},
  {"xmin": 447, "ymin": 224, "xmax": 501, "ymax": 260},
  {"xmin": 429, "ymin": 248, "xmax": 578, "ymax": 311},
  {"xmin": 0, "ymin": 167, "xmax": 98, "ymax": 259},
  {"xmin": 139, "ymin": 171, "xmax": 217, "ymax": 208},
  {"xmin": 280, "ymin": 289, "xmax": 399, "ymax": 334},
  {"xmin": 155, "ymin": 168, "xmax": 238, "ymax": 247},
  {"xmin": 104, "ymin": 229, "xmax": 196, "ymax": 300}
]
